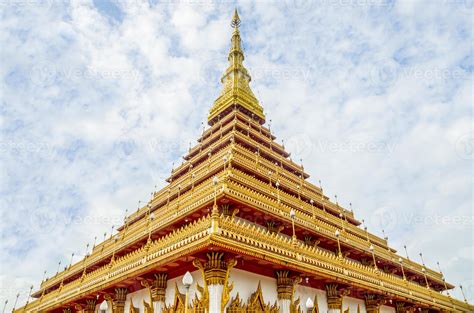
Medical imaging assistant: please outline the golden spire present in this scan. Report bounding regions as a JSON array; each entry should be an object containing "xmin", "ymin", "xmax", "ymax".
[{"xmin": 208, "ymin": 8, "xmax": 265, "ymax": 125}]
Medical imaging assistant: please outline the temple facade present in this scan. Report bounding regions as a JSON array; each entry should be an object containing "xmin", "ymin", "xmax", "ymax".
[{"xmin": 15, "ymin": 9, "xmax": 473, "ymax": 313}]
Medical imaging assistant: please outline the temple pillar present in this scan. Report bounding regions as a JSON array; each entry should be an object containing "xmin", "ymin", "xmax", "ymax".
[
  {"xmin": 83, "ymin": 299, "xmax": 97, "ymax": 313},
  {"xmin": 364, "ymin": 294, "xmax": 386, "ymax": 313},
  {"xmin": 150, "ymin": 273, "xmax": 167, "ymax": 313},
  {"xmin": 205, "ymin": 253, "xmax": 225, "ymax": 313},
  {"xmin": 275, "ymin": 271, "xmax": 296, "ymax": 313},
  {"xmin": 209, "ymin": 284, "xmax": 224, "ymax": 313},
  {"xmin": 395, "ymin": 302, "xmax": 406, "ymax": 313},
  {"xmin": 194, "ymin": 252, "xmax": 236, "ymax": 313},
  {"xmin": 325, "ymin": 284, "xmax": 348, "ymax": 313},
  {"xmin": 112, "ymin": 288, "xmax": 128, "ymax": 313}
]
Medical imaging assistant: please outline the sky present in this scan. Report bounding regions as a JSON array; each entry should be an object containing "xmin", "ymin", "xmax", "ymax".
[{"xmin": 0, "ymin": 0, "xmax": 473, "ymax": 309}]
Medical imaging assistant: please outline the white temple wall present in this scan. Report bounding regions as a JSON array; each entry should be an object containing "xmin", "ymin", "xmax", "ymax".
[
  {"xmin": 124, "ymin": 288, "xmax": 149, "ymax": 313},
  {"xmin": 227, "ymin": 268, "xmax": 279, "ymax": 305},
  {"xmin": 227, "ymin": 269, "xmax": 395, "ymax": 313},
  {"xmin": 119, "ymin": 268, "xmax": 396, "ymax": 313}
]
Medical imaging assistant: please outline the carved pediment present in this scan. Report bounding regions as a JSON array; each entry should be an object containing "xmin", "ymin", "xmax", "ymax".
[
  {"xmin": 247, "ymin": 282, "xmax": 279, "ymax": 313},
  {"xmin": 163, "ymin": 283, "xmax": 186, "ymax": 313},
  {"xmin": 227, "ymin": 293, "xmax": 245, "ymax": 313},
  {"xmin": 191, "ymin": 294, "xmax": 205, "ymax": 313}
]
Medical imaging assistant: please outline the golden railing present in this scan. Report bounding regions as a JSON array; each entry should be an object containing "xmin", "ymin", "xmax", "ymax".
[
  {"xmin": 223, "ymin": 172, "xmax": 445, "ymax": 285},
  {"xmin": 187, "ymin": 111, "xmax": 278, "ymax": 160},
  {"xmin": 227, "ymin": 148, "xmax": 444, "ymax": 282},
  {"xmin": 233, "ymin": 142, "xmax": 322, "ymax": 198}
]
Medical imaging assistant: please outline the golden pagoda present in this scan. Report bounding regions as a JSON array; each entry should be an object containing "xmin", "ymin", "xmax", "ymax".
[{"xmin": 15, "ymin": 9, "xmax": 473, "ymax": 313}]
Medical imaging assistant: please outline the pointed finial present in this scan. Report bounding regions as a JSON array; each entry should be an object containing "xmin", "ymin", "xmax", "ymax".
[
  {"xmin": 404, "ymin": 245, "xmax": 410, "ymax": 260},
  {"xmin": 419, "ymin": 252, "xmax": 428, "ymax": 269},
  {"xmin": 12, "ymin": 293, "xmax": 19, "ymax": 312},
  {"xmin": 2, "ymin": 299, "xmax": 8, "ymax": 313},
  {"xmin": 231, "ymin": 8, "xmax": 241, "ymax": 28},
  {"xmin": 56, "ymin": 261, "xmax": 62, "ymax": 275},
  {"xmin": 459, "ymin": 285, "xmax": 468, "ymax": 303}
]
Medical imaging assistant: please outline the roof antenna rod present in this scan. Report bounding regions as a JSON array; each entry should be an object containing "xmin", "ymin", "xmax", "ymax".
[
  {"xmin": 403, "ymin": 245, "xmax": 410, "ymax": 260},
  {"xmin": 436, "ymin": 261, "xmax": 450, "ymax": 295}
]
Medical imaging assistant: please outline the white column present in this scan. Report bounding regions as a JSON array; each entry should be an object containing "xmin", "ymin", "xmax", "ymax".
[
  {"xmin": 208, "ymin": 284, "xmax": 224, "ymax": 313},
  {"xmin": 327, "ymin": 309, "xmax": 340, "ymax": 313},
  {"xmin": 278, "ymin": 299, "xmax": 291, "ymax": 313},
  {"xmin": 153, "ymin": 301, "xmax": 164, "ymax": 313}
]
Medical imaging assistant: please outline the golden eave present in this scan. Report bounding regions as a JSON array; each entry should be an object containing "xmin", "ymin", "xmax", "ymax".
[
  {"xmin": 18, "ymin": 213, "xmax": 473, "ymax": 313},
  {"xmin": 38, "ymin": 162, "xmax": 450, "ymax": 302}
]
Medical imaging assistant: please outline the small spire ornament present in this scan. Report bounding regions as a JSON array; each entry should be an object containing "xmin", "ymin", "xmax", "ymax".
[{"xmin": 231, "ymin": 8, "xmax": 241, "ymax": 28}]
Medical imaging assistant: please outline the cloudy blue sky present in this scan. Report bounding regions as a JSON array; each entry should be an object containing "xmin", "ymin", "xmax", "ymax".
[{"xmin": 0, "ymin": 0, "xmax": 472, "ymax": 309}]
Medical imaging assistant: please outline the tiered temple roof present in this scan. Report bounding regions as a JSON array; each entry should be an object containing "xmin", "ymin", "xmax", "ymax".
[{"xmin": 17, "ymin": 9, "xmax": 473, "ymax": 313}]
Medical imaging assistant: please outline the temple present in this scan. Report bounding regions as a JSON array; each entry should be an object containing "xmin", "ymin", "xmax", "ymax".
[{"xmin": 15, "ymin": 9, "xmax": 473, "ymax": 313}]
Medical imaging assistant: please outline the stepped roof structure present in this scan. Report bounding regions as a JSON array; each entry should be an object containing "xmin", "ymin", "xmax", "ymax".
[{"xmin": 16, "ymin": 9, "xmax": 473, "ymax": 313}]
